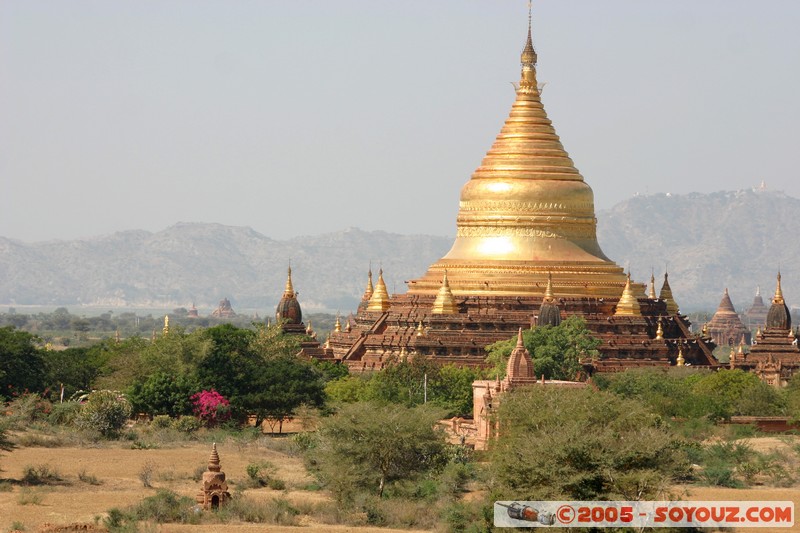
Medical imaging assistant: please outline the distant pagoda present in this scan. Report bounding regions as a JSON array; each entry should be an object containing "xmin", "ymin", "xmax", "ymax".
[
  {"xmin": 745, "ymin": 286, "xmax": 769, "ymax": 329},
  {"xmin": 706, "ymin": 288, "xmax": 751, "ymax": 347},
  {"xmin": 732, "ymin": 273, "xmax": 800, "ymax": 387}
]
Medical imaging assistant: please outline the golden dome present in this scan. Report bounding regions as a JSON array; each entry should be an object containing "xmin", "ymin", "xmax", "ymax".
[{"xmin": 408, "ymin": 13, "xmax": 627, "ymax": 299}]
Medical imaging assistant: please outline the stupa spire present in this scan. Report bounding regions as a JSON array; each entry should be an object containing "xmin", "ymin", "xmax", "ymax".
[
  {"xmin": 506, "ymin": 327, "xmax": 534, "ymax": 380},
  {"xmin": 432, "ymin": 271, "xmax": 459, "ymax": 314},
  {"xmin": 283, "ymin": 266, "xmax": 295, "ymax": 298},
  {"xmin": 766, "ymin": 271, "xmax": 791, "ymax": 330},
  {"xmin": 520, "ymin": 1, "xmax": 537, "ymax": 84},
  {"xmin": 648, "ymin": 270, "xmax": 657, "ymax": 299},
  {"xmin": 659, "ymin": 271, "xmax": 679, "ymax": 315},
  {"xmin": 361, "ymin": 267, "xmax": 374, "ymax": 302},
  {"xmin": 408, "ymin": 6, "xmax": 627, "ymax": 299},
  {"xmin": 208, "ymin": 442, "xmax": 221, "ymax": 472},
  {"xmin": 615, "ymin": 272, "xmax": 642, "ymax": 316},
  {"xmin": 367, "ymin": 268, "xmax": 391, "ymax": 312},
  {"xmin": 773, "ymin": 271, "xmax": 785, "ymax": 305},
  {"xmin": 543, "ymin": 272, "xmax": 555, "ymax": 302}
]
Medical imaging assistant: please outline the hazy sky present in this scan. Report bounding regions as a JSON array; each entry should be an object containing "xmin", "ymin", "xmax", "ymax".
[{"xmin": 2, "ymin": 1, "xmax": 799, "ymax": 243}]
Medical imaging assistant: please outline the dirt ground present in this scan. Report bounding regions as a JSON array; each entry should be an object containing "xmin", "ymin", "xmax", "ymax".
[
  {"xmin": 0, "ymin": 438, "xmax": 429, "ymax": 533},
  {"xmin": 1, "ymin": 435, "xmax": 799, "ymax": 532}
]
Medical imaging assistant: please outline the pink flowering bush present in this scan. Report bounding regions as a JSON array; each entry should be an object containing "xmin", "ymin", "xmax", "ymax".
[{"xmin": 191, "ymin": 389, "xmax": 231, "ymax": 426}]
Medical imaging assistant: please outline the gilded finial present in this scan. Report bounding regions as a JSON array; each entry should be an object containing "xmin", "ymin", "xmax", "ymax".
[
  {"xmin": 655, "ymin": 318, "xmax": 664, "ymax": 340},
  {"xmin": 306, "ymin": 321, "xmax": 314, "ymax": 335},
  {"xmin": 416, "ymin": 320, "xmax": 425, "ymax": 337},
  {"xmin": 676, "ymin": 345, "xmax": 685, "ymax": 367},
  {"xmin": 367, "ymin": 268, "xmax": 391, "ymax": 312},
  {"xmin": 615, "ymin": 272, "xmax": 642, "ymax": 316},
  {"xmin": 283, "ymin": 266, "xmax": 295, "ymax": 298},
  {"xmin": 163, "ymin": 315, "xmax": 169, "ymax": 335},
  {"xmin": 659, "ymin": 271, "xmax": 679, "ymax": 315},
  {"xmin": 324, "ymin": 337, "xmax": 331, "ymax": 350},
  {"xmin": 334, "ymin": 315, "xmax": 342, "ymax": 333},
  {"xmin": 773, "ymin": 271, "xmax": 785, "ymax": 305},
  {"xmin": 519, "ymin": 1, "xmax": 538, "ymax": 88},
  {"xmin": 521, "ymin": 1, "xmax": 537, "ymax": 67},
  {"xmin": 361, "ymin": 267, "xmax": 374, "ymax": 302},
  {"xmin": 702, "ymin": 322, "xmax": 708, "ymax": 336},
  {"xmin": 648, "ymin": 270, "xmax": 657, "ymax": 299},
  {"xmin": 543, "ymin": 272, "xmax": 555, "ymax": 302},
  {"xmin": 432, "ymin": 270, "xmax": 458, "ymax": 314}
]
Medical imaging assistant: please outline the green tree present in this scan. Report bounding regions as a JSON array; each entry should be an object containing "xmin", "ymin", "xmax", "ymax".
[
  {"xmin": 195, "ymin": 324, "xmax": 257, "ymax": 399},
  {"xmin": 75, "ymin": 390, "xmax": 133, "ymax": 438},
  {"xmin": 128, "ymin": 372, "xmax": 199, "ymax": 417},
  {"xmin": 490, "ymin": 386, "xmax": 689, "ymax": 501},
  {"xmin": 787, "ymin": 373, "xmax": 800, "ymax": 422},
  {"xmin": 325, "ymin": 356, "xmax": 484, "ymax": 417},
  {"xmin": 0, "ymin": 326, "xmax": 46, "ymax": 400},
  {"xmin": 196, "ymin": 323, "xmax": 325, "ymax": 430},
  {"xmin": 236, "ymin": 357, "xmax": 326, "ymax": 432},
  {"xmin": 325, "ymin": 375, "xmax": 372, "ymax": 403},
  {"xmin": 93, "ymin": 337, "xmax": 151, "ymax": 391},
  {"xmin": 313, "ymin": 402, "xmax": 447, "ymax": 500},
  {"xmin": 691, "ymin": 369, "xmax": 785, "ymax": 419},
  {"xmin": 43, "ymin": 346, "xmax": 107, "ymax": 399},
  {"xmin": 485, "ymin": 316, "xmax": 600, "ymax": 380}
]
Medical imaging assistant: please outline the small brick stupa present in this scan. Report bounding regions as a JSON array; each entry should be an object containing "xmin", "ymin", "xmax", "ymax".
[{"xmin": 196, "ymin": 443, "xmax": 230, "ymax": 510}]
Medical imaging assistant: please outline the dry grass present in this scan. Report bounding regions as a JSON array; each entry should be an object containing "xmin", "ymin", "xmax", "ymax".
[
  {"xmin": 0, "ymin": 438, "xmax": 429, "ymax": 533},
  {"xmin": 2, "ymin": 432, "xmax": 797, "ymax": 533}
]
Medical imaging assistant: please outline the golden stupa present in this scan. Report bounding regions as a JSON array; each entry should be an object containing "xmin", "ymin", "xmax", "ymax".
[
  {"xmin": 408, "ymin": 12, "xmax": 628, "ymax": 298},
  {"xmin": 317, "ymin": 8, "xmax": 717, "ymax": 373}
]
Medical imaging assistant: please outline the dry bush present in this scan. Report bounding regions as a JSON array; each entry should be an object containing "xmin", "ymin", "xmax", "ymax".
[
  {"xmin": 78, "ymin": 469, "xmax": 101, "ymax": 485},
  {"xmin": 17, "ymin": 487, "xmax": 44, "ymax": 506},
  {"xmin": 21, "ymin": 464, "xmax": 66, "ymax": 486},
  {"xmin": 138, "ymin": 461, "xmax": 156, "ymax": 488}
]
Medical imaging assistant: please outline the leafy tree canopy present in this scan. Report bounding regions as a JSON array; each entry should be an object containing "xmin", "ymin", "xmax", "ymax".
[
  {"xmin": 324, "ymin": 355, "xmax": 485, "ymax": 417},
  {"xmin": 485, "ymin": 316, "xmax": 600, "ymax": 381},
  {"xmin": 313, "ymin": 401, "xmax": 447, "ymax": 500},
  {"xmin": 596, "ymin": 367, "xmax": 786, "ymax": 420},
  {"xmin": 490, "ymin": 386, "xmax": 689, "ymax": 502},
  {"xmin": 0, "ymin": 326, "xmax": 46, "ymax": 400},
  {"xmin": 128, "ymin": 372, "xmax": 199, "ymax": 417}
]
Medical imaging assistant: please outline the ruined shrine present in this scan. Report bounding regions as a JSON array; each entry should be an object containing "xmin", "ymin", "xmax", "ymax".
[{"xmin": 196, "ymin": 443, "xmax": 230, "ymax": 510}]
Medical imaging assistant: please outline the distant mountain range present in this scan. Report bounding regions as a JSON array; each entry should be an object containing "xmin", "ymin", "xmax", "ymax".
[{"xmin": 0, "ymin": 189, "xmax": 797, "ymax": 313}]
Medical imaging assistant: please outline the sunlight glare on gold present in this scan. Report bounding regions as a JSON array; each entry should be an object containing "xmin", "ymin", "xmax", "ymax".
[{"xmin": 477, "ymin": 237, "xmax": 514, "ymax": 256}]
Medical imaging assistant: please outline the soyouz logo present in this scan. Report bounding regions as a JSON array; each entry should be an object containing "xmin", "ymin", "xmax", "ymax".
[{"xmin": 494, "ymin": 501, "xmax": 794, "ymax": 528}]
